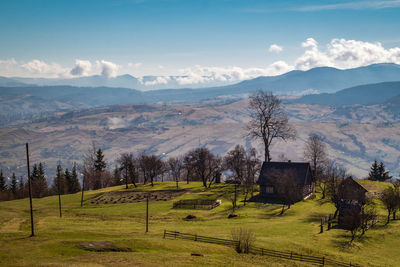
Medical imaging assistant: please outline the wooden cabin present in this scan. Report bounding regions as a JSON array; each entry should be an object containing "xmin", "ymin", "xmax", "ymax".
[{"xmin": 257, "ymin": 161, "xmax": 314, "ymax": 202}]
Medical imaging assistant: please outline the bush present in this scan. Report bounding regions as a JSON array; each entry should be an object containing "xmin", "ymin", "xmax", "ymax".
[{"xmin": 230, "ymin": 227, "xmax": 256, "ymax": 253}]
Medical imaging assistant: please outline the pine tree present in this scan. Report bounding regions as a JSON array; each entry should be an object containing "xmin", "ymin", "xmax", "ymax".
[
  {"xmin": 32, "ymin": 163, "xmax": 48, "ymax": 198},
  {"xmin": 378, "ymin": 161, "xmax": 392, "ymax": 181},
  {"xmin": 53, "ymin": 164, "xmax": 66, "ymax": 195},
  {"xmin": 10, "ymin": 173, "xmax": 17, "ymax": 197},
  {"xmin": 94, "ymin": 149, "xmax": 106, "ymax": 172},
  {"xmin": 112, "ymin": 165, "xmax": 122, "ymax": 186},
  {"xmin": 65, "ymin": 168, "xmax": 72, "ymax": 193},
  {"xmin": 71, "ymin": 163, "xmax": 81, "ymax": 193},
  {"xmin": 0, "ymin": 170, "xmax": 7, "ymax": 191},
  {"xmin": 368, "ymin": 160, "xmax": 380, "ymax": 181}
]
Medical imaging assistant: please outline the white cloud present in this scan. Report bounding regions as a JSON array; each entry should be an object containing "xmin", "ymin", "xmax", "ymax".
[
  {"xmin": 21, "ymin": 59, "xmax": 68, "ymax": 77},
  {"xmin": 298, "ymin": 0, "xmax": 400, "ymax": 11},
  {"xmin": 127, "ymin": 62, "xmax": 142, "ymax": 68},
  {"xmin": 96, "ymin": 60, "xmax": 119, "ymax": 78},
  {"xmin": 269, "ymin": 44, "xmax": 283, "ymax": 53},
  {"xmin": 70, "ymin": 59, "xmax": 92, "ymax": 76},
  {"xmin": 295, "ymin": 38, "xmax": 400, "ymax": 70},
  {"xmin": 144, "ymin": 76, "xmax": 171, "ymax": 86},
  {"xmin": 175, "ymin": 63, "xmax": 293, "ymax": 85}
]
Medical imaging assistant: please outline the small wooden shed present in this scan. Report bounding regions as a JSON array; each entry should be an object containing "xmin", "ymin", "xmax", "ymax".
[{"xmin": 337, "ymin": 177, "xmax": 369, "ymax": 227}]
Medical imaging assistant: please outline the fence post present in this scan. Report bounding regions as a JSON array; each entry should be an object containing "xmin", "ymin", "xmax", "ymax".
[
  {"xmin": 322, "ymin": 256, "xmax": 325, "ymax": 265},
  {"xmin": 290, "ymin": 252, "xmax": 292, "ymax": 259},
  {"xmin": 174, "ymin": 231, "xmax": 177, "ymax": 239},
  {"xmin": 261, "ymin": 248, "xmax": 263, "ymax": 256},
  {"xmin": 320, "ymin": 218, "xmax": 323, "ymax": 233},
  {"xmin": 163, "ymin": 230, "xmax": 166, "ymax": 239},
  {"xmin": 328, "ymin": 215, "xmax": 331, "ymax": 230},
  {"xmin": 195, "ymin": 234, "xmax": 197, "ymax": 241}
]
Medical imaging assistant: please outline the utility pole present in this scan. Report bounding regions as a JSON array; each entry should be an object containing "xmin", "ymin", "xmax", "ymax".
[
  {"xmin": 57, "ymin": 166, "xmax": 62, "ymax": 218},
  {"xmin": 80, "ymin": 175, "xmax": 85, "ymax": 207},
  {"xmin": 26, "ymin": 143, "xmax": 34, "ymax": 237},
  {"xmin": 146, "ymin": 194, "xmax": 149, "ymax": 233}
]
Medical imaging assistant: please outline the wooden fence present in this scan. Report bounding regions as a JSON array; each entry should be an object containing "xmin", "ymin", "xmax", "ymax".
[
  {"xmin": 172, "ymin": 199, "xmax": 220, "ymax": 210},
  {"xmin": 163, "ymin": 230, "xmax": 360, "ymax": 266}
]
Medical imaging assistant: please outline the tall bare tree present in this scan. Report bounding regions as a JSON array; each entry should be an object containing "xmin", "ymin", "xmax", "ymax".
[
  {"xmin": 118, "ymin": 153, "xmax": 137, "ymax": 189},
  {"xmin": 187, "ymin": 147, "xmax": 220, "ymax": 188},
  {"xmin": 138, "ymin": 154, "xmax": 164, "ymax": 186},
  {"xmin": 246, "ymin": 91, "xmax": 296, "ymax": 162},
  {"xmin": 168, "ymin": 157, "xmax": 184, "ymax": 189},
  {"xmin": 304, "ymin": 134, "xmax": 328, "ymax": 197}
]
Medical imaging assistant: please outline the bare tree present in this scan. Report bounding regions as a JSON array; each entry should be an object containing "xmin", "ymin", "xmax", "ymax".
[
  {"xmin": 326, "ymin": 161, "xmax": 347, "ymax": 219},
  {"xmin": 242, "ymin": 148, "xmax": 261, "ymax": 205},
  {"xmin": 138, "ymin": 154, "xmax": 164, "ymax": 187},
  {"xmin": 183, "ymin": 152, "xmax": 195, "ymax": 184},
  {"xmin": 304, "ymin": 134, "xmax": 328, "ymax": 198},
  {"xmin": 168, "ymin": 157, "xmax": 184, "ymax": 189},
  {"xmin": 380, "ymin": 184, "xmax": 400, "ymax": 224},
  {"xmin": 223, "ymin": 145, "xmax": 246, "ymax": 184},
  {"xmin": 118, "ymin": 153, "xmax": 137, "ymax": 189},
  {"xmin": 187, "ymin": 147, "xmax": 220, "ymax": 188},
  {"xmin": 246, "ymin": 91, "xmax": 296, "ymax": 162}
]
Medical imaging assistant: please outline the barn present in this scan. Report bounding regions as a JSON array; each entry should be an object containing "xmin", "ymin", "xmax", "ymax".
[{"xmin": 257, "ymin": 161, "xmax": 314, "ymax": 202}]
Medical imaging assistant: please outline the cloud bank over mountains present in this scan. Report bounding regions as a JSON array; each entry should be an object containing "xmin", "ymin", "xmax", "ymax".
[{"xmin": 1, "ymin": 38, "xmax": 400, "ymax": 88}]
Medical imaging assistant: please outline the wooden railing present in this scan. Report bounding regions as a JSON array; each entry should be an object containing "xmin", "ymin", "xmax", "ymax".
[{"xmin": 163, "ymin": 230, "xmax": 360, "ymax": 266}]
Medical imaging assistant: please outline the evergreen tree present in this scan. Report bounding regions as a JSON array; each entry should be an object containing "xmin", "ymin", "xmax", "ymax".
[
  {"xmin": 112, "ymin": 165, "xmax": 122, "ymax": 186},
  {"xmin": 71, "ymin": 163, "xmax": 81, "ymax": 193},
  {"xmin": 378, "ymin": 161, "xmax": 392, "ymax": 181},
  {"xmin": 0, "ymin": 170, "xmax": 6, "ymax": 191},
  {"xmin": 10, "ymin": 173, "xmax": 17, "ymax": 197},
  {"xmin": 94, "ymin": 149, "xmax": 106, "ymax": 172},
  {"xmin": 64, "ymin": 168, "xmax": 72, "ymax": 193},
  {"xmin": 368, "ymin": 160, "xmax": 379, "ymax": 180},
  {"xmin": 32, "ymin": 163, "xmax": 48, "ymax": 198},
  {"xmin": 53, "ymin": 164, "xmax": 66, "ymax": 195}
]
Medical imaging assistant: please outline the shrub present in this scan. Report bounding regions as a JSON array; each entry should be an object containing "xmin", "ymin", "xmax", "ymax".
[{"xmin": 230, "ymin": 227, "xmax": 256, "ymax": 254}]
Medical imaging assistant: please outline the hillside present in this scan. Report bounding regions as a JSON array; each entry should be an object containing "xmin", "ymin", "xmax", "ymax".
[
  {"xmin": 292, "ymin": 81, "xmax": 400, "ymax": 106},
  {"xmin": 0, "ymin": 181, "xmax": 398, "ymax": 266},
  {"xmin": 1, "ymin": 100, "xmax": 399, "ymax": 179}
]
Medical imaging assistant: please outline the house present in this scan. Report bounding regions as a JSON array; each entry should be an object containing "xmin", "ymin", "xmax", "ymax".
[
  {"xmin": 257, "ymin": 161, "xmax": 314, "ymax": 202},
  {"xmin": 337, "ymin": 177, "xmax": 369, "ymax": 227}
]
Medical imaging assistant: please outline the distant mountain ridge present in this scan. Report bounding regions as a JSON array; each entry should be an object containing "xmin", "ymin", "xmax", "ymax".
[
  {"xmin": 292, "ymin": 81, "xmax": 400, "ymax": 106},
  {"xmin": 1, "ymin": 63, "xmax": 400, "ymax": 93}
]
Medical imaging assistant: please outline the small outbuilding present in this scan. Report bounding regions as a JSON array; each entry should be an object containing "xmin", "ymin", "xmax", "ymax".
[
  {"xmin": 337, "ymin": 177, "xmax": 369, "ymax": 227},
  {"xmin": 257, "ymin": 161, "xmax": 314, "ymax": 202}
]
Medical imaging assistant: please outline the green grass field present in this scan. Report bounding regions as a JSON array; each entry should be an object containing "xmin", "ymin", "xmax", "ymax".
[{"xmin": 0, "ymin": 181, "xmax": 399, "ymax": 266}]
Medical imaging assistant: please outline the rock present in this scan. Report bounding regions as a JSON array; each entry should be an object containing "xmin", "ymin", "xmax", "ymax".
[
  {"xmin": 185, "ymin": 215, "xmax": 197, "ymax": 220},
  {"xmin": 191, "ymin": 253, "xmax": 203, "ymax": 256},
  {"xmin": 228, "ymin": 214, "xmax": 238, "ymax": 219}
]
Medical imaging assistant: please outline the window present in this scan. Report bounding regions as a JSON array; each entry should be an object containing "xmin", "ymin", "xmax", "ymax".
[{"xmin": 266, "ymin": 186, "xmax": 274, "ymax": 194}]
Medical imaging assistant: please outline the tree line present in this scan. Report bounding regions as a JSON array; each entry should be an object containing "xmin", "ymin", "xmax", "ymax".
[{"xmin": 0, "ymin": 162, "xmax": 81, "ymax": 201}]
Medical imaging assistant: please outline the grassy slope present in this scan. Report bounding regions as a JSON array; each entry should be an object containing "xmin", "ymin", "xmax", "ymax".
[{"xmin": 0, "ymin": 181, "xmax": 398, "ymax": 267}]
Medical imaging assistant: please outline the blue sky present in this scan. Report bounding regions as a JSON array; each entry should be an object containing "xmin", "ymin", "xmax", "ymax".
[{"xmin": 1, "ymin": 0, "xmax": 400, "ymax": 83}]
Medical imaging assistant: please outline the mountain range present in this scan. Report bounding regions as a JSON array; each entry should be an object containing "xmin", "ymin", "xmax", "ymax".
[{"xmin": 1, "ymin": 63, "xmax": 400, "ymax": 93}]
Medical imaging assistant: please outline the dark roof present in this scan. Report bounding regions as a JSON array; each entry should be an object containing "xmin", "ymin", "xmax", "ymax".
[
  {"xmin": 339, "ymin": 177, "xmax": 368, "ymax": 193},
  {"xmin": 257, "ymin": 161, "xmax": 312, "ymax": 186}
]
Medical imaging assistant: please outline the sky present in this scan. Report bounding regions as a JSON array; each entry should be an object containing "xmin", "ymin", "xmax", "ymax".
[{"xmin": 0, "ymin": 0, "xmax": 400, "ymax": 86}]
